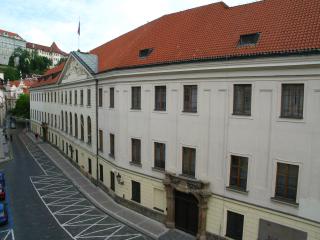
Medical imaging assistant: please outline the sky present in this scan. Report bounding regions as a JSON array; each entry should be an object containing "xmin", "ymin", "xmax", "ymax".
[{"xmin": 1, "ymin": 0, "xmax": 255, "ymax": 53}]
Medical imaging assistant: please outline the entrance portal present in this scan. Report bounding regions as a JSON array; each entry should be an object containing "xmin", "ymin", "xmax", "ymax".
[{"xmin": 175, "ymin": 190, "xmax": 199, "ymax": 236}]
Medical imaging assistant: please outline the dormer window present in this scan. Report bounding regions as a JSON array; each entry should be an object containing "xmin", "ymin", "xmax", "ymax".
[
  {"xmin": 238, "ymin": 33, "xmax": 260, "ymax": 47},
  {"xmin": 139, "ymin": 48, "xmax": 153, "ymax": 58}
]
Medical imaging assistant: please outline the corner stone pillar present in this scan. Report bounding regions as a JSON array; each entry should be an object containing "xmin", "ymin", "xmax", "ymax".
[
  {"xmin": 197, "ymin": 194, "xmax": 210, "ymax": 240},
  {"xmin": 163, "ymin": 177, "xmax": 175, "ymax": 228}
]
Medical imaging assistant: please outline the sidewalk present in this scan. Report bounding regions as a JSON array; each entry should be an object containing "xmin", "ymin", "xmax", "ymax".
[{"xmin": 25, "ymin": 132, "xmax": 169, "ymax": 239}]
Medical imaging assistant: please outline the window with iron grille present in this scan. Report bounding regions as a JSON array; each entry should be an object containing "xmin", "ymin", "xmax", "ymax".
[
  {"xmin": 80, "ymin": 115, "xmax": 84, "ymax": 141},
  {"xmin": 110, "ymin": 134, "xmax": 115, "ymax": 158},
  {"xmin": 281, "ymin": 84, "xmax": 304, "ymax": 119},
  {"xmin": 74, "ymin": 114, "xmax": 78, "ymax": 138},
  {"xmin": 87, "ymin": 116, "xmax": 92, "ymax": 144},
  {"xmin": 98, "ymin": 88, "xmax": 103, "ymax": 107},
  {"xmin": 131, "ymin": 138, "xmax": 141, "ymax": 165},
  {"xmin": 155, "ymin": 86, "xmax": 166, "ymax": 111},
  {"xmin": 154, "ymin": 142, "xmax": 165, "ymax": 170},
  {"xmin": 226, "ymin": 211, "xmax": 244, "ymax": 240},
  {"xmin": 275, "ymin": 163, "xmax": 299, "ymax": 202},
  {"xmin": 88, "ymin": 158, "xmax": 92, "ymax": 174},
  {"xmin": 131, "ymin": 181, "xmax": 141, "ymax": 203},
  {"xmin": 65, "ymin": 91, "xmax": 67, "ymax": 104},
  {"xmin": 69, "ymin": 112, "xmax": 72, "ymax": 135},
  {"xmin": 233, "ymin": 84, "xmax": 252, "ymax": 116},
  {"xmin": 229, "ymin": 155, "xmax": 248, "ymax": 191},
  {"xmin": 99, "ymin": 164, "xmax": 104, "ymax": 182},
  {"xmin": 183, "ymin": 85, "xmax": 197, "ymax": 113},
  {"xmin": 109, "ymin": 87, "xmax": 114, "ymax": 108},
  {"xmin": 87, "ymin": 89, "xmax": 91, "ymax": 106},
  {"xmin": 182, "ymin": 147, "xmax": 196, "ymax": 177},
  {"xmin": 131, "ymin": 87, "xmax": 141, "ymax": 110}
]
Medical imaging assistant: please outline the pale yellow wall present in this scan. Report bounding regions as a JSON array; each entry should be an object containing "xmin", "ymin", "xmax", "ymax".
[{"xmin": 206, "ymin": 195, "xmax": 320, "ymax": 240}]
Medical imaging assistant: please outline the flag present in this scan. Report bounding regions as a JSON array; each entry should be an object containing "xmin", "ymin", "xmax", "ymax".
[{"xmin": 77, "ymin": 21, "xmax": 80, "ymax": 36}]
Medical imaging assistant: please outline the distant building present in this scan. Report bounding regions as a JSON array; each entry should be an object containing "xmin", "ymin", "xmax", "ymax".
[
  {"xmin": 26, "ymin": 42, "xmax": 67, "ymax": 68},
  {"xmin": 0, "ymin": 29, "xmax": 26, "ymax": 65}
]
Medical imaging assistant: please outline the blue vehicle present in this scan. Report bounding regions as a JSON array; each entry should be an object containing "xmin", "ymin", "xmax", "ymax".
[
  {"xmin": 0, "ymin": 203, "xmax": 8, "ymax": 225},
  {"xmin": 0, "ymin": 173, "xmax": 5, "ymax": 187}
]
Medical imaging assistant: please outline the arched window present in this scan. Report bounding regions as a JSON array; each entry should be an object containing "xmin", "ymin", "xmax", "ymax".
[
  {"xmin": 61, "ymin": 111, "xmax": 64, "ymax": 130},
  {"xmin": 74, "ymin": 114, "xmax": 78, "ymax": 138},
  {"xmin": 87, "ymin": 116, "xmax": 92, "ymax": 144},
  {"xmin": 65, "ymin": 111, "xmax": 68, "ymax": 133},
  {"xmin": 69, "ymin": 112, "xmax": 72, "ymax": 135},
  {"xmin": 80, "ymin": 115, "xmax": 84, "ymax": 141}
]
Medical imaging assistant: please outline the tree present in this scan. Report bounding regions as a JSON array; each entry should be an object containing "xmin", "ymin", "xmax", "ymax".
[
  {"xmin": 9, "ymin": 48, "xmax": 52, "ymax": 77},
  {"xmin": 12, "ymin": 94, "xmax": 30, "ymax": 119},
  {"xmin": 3, "ymin": 66, "xmax": 20, "ymax": 81},
  {"xmin": 55, "ymin": 57, "xmax": 67, "ymax": 67}
]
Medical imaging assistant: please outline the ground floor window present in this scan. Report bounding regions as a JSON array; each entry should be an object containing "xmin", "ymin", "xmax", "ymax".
[
  {"xmin": 75, "ymin": 149, "xmax": 78, "ymax": 163},
  {"xmin": 88, "ymin": 158, "xmax": 92, "ymax": 174},
  {"xmin": 226, "ymin": 211, "xmax": 244, "ymax": 240},
  {"xmin": 110, "ymin": 171, "xmax": 115, "ymax": 191},
  {"xmin": 99, "ymin": 164, "xmax": 103, "ymax": 182},
  {"xmin": 131, "ymin": 181, "xmax": 141, "ymax": 203}
]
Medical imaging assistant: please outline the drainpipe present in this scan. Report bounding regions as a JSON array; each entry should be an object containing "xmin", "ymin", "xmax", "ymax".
[{"xmin": 95, "ymin": 77, "xmax": 99, "ymax": 186}]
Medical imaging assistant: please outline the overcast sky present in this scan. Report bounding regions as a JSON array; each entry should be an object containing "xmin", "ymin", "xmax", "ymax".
[{"xmin": 1, "ymin": 0, "xmax": 255, "ymax": 53}]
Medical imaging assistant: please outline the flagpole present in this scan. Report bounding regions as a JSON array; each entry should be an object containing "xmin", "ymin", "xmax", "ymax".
[{"xmin": 78, "ymin": 17, "xmax": 80, "ymax": 51}]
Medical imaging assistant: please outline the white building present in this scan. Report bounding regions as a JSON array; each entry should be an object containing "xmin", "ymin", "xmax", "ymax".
[
  {"xmin": 0, "ymin": 29, "xmax": 26, "ymax": 65},
  {"xmin": 26, "ymin": 42, "xmax": 67, "ymax": 67},
  {"xmin": 29, "ymin": 1, "xmax": 320, "ymax": 239}
]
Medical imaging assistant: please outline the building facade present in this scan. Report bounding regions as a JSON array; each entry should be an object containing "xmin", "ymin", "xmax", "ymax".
[
  {"xmin": 0, "ymin": 29, "xmax": 26, "ymax": 65},
  {"xmin": 29, "ymin": 1, "xmax": 320, "ymax": 239},
  {"xmin": 26, "ymin": 42, "xmax": 67, "ymax": 67}
]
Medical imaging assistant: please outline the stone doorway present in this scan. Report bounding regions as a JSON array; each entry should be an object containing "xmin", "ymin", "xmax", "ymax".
[{"xmin": 163, "ymin": 173, "xmax": 211, "ymax": 240}]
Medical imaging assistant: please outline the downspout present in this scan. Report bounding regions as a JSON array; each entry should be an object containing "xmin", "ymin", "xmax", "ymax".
[{"xmin": 95, "ymin": 77, "xmax": 99, "ymax": 186}]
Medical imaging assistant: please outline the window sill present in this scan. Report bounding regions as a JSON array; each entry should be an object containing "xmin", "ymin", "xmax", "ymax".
[
  {"xmin": 152, "ymin": 110, "xmax": 168, "ymax": 114},
  {"xmin": 271, "ymin": 197, "xmax": 299, "ymax": 207},
  {"xmin": 130, "ymin": 108, "xmax": 141, "ymax": 112},
  {"xmin": 86, "ymin": 105, "xmax": 92, "ymax": 108},
  {"xmin": 129, "ymin": 162, "xmax": 142, "ymax": 168},
  {"xmin": 230, "ymin": 114, "xmax": 253, "ymax": 120},
  {"xmin": 152, "ymin": 167, "xmax": 165, "ymax": 173},
  {"xmin": 277, "ymin": 117, "xmax": 305, "ymax": 123},
  {"xmin": 181, "ymin": 111, "xmax": 199, "ymax": 116},
  {"xmin": 226, "ymin": 186, "xmax": 249, "ymax": 195},
  {"xmin": 109, "ymin": 107, "xmax": 115, "ymax": 110},
  {"xmin": 179, "ymin": 173, "xmax": 196, "ymax": 180}
]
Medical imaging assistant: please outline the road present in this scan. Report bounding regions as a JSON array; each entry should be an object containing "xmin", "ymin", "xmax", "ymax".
[{"xmin": 0, "ymin": 125, "xmax": 150, "ymax": 240}]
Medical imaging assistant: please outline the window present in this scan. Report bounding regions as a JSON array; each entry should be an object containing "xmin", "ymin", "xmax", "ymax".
[
  {"xmin": 280, "ymin": 84, "xmax": 304, "ymax": 119},
  {"xmin": 80, "ymin": 115, "xmax": 84, "ymax": 141},
  {"xmin": 110, "ymin": 171, "xmax": 115, "ymax": 191},
  {"xmin": 139, "ymin": 48, "xmax": 153, "ymax": 58},
  {"xmin": 87, "ymin": 117, "xmax": 92, "ymax": 144},
  {"xmin": 229, "ymin": 155, "xmax": 248, "ymax": 191},
  {"xmin": 109, "ymin": 87, "xmax": 114, "ymax": 108},
  {"xmin": 226, "ymin": 211, "xmax": 244, "ymax": 240},
  {"xmin": 80, "ymin": 90, "xmax": 84, "ymax": 106},
  {"xmin": 110, "ymin": 133, "xmax": 115, "ymax": 158},
  {"xmin": 88, "ymin": 158, "xmax": 92, "ymax": 174},
  {"xmin": 183, "ymin": 85, "xmax": 197, "ymax": 112},
  {"xmin": 98, "ymin": 88, "xmax": 103, "ymax": 107},
  {"xmin": 69, "ymin": 112, "xmax": 72, "ymax": 135},
  {"xmin": 87, "ymin": 89, "xmax": 91, "ymax": 106},
  {"xmin": 182, "ymin": 147, "xmax": 196, "ymax": 177},
  {"xmin": 99, "ymin": 130, "xmax": 103, "ymax": 152},
  {"xmin": 65, "ymin": 91, "xmax": 67, "ymax": 104},
  {"xmin": 131, "ymin": 87, "xmax": 141, "ymax": 110},
  {"xmin": 61, "ymin": 111, "xmax": 64, "ymax": 130},
  {"xmin": 65, "ymin": 111, "xmax": 68, "ymax": 133},
  {"xmin": 131, "ymin": 181, "xmax": 141, "ymax": 203},
  {"xmin": 99, "ymin": 164, "xmax": 103, "ymax": 182},
  {"xmin": 54, "ymin": 92, "xmax": 56, "ymax": 103},
  {"xmin": 74, "ymin": 90, "xmax": 78, "ymax": 105},
  {"xmin": 154, "ymin": 142, "xmax": 165, "ymax": 170},
  {"xmin": 275, "ymin": 163, "xmax": 299, "ymax": 202},
  {"xmin": 155, "ymin": 86, "xmax": 166, "ymax": 111},
  {"xmin": 74, "ymin": 114, "xmax": 78, "ymax": 138},
  {"xmin": 233, "ymin": 84, "xmax": 252, "ymax": 116},
  {"xmin": 131, "ymin": 138, "xmax": 141, "ymax": 165},
  {"xmin": 61, "ymin": 92, "xmax": 63, "ymax": 103},
  {"xmin": 69, "ymin": 91, "xmax": 72, "ymax": 104},
  {"xmin": 75, "ymin": 149, "xmax": 78, "ymax": 163},
  {"xmin": 238, "ymin": 32, "xmax": 260, "ymax": 47}
]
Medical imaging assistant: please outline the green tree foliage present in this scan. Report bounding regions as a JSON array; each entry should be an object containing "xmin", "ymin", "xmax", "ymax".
[
  {"xmin": 3, "ymin": 66, "xmax": 20, "ymax": 81},
  {"xmin": 55, "ymin": 57, "xmax": 67, "ymax": 67},
  {"xmin": 9, "ymin": 48, "xmax": 52, "ymax": 77},
  {"xmin": 12, "ymin": 94, "xmax": 30, "ymax": 119}
]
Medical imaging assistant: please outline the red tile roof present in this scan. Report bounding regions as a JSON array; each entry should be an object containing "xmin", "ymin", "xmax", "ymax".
[
  {"xmin": 90, "ymin": 0, "xmax": 320, "ymax": 73},
  {"xmin": 0, "ymin": 29, "xmax": 24, "ymax": 40},
  {"xmin": 30, "ymin": 62, "xmax": 65, "ymax": 88},
  {"xmin": 26, "ymin": 42, "xmax": 68, "ymax": 56}
]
